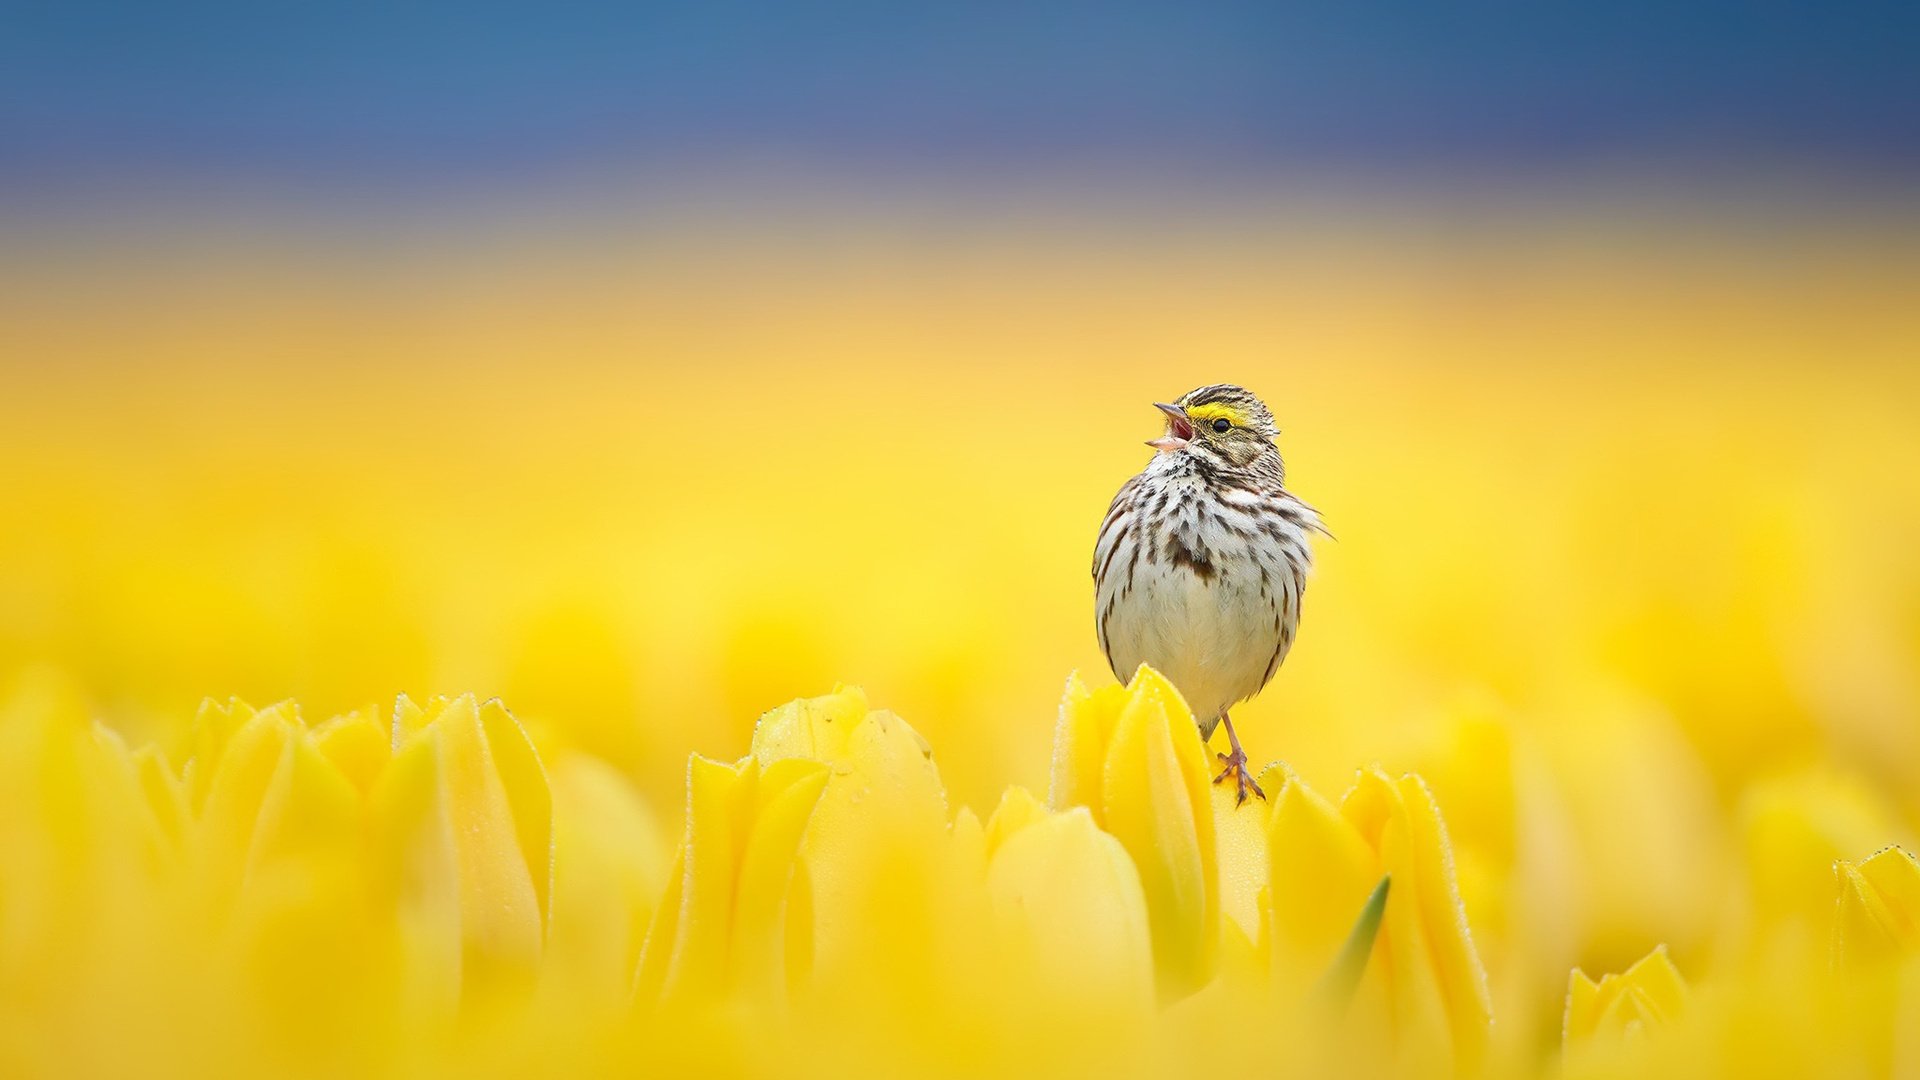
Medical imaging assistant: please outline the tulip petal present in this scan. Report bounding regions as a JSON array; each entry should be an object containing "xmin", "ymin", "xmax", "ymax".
[
  {"xmin": 1833, "ymin": 846, "xmax": 1920, "ymax": 967},
  {"xmin": 1048, "ymin": 673, "xmax": 1124, "ymax": 814},
  {"xmin": 749, "ymin": 687, "xmax": 951, "ymax": 982},
  {"xmin": 633, "ymin": 754, "xmax": 831, "ymax": 1005},
  {"xmin": 1213, "ymin": 776, "xmax": 1271, "ymax": 945},
  {"xmin": 985, "ymin": 805, "xmax": 1155, "ymax": 1009},
  {"xmin": 1265, "ymin": 767, "xmax": 1379, "ymax": 998},
  {"xmin": 311, "ymin": 708, "xmax": 391, "ymax": 796},
  {"xmin": 982, "ymin": 785, "xmax": 1051, "ymax": 858},
  {"xmin": 1310, "ymin": 767, "xmax": 1494, "ymax": 1066},
  {"xmin": 1564, "ymin": 944, "xmax": 1686, "ymax": 1052},
  {"xmin": 1096, "ymin": 665, "xmax": 1218, "ymax": 1000},
  {"xmin": 541, "ymin": 754, "xmax": 672, "ymax": 1005}
]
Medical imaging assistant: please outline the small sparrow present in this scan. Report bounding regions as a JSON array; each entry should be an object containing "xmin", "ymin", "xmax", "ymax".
[{"xmin": 1092, "ymin": 384, "xmax": 1326, "ymax": 804}]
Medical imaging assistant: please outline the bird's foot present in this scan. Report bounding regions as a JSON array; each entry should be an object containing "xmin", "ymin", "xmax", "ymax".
[{"xmin": 1213, "ymin": 747, "xmax": 1266, "ymax": 806}]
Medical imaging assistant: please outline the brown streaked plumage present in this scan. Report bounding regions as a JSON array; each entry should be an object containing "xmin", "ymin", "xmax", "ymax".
[{"xmin": 1092, "ymin": 383, "xmax": 1326, "ymax": 804}]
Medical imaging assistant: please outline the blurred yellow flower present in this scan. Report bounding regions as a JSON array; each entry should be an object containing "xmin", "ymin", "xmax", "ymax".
[
  {"xmin": 632, "ymin": 754, "xmax": 829, "ymax": 1006},
  {"xmin": 1049, "ymin": 666, "xmax": 1220, "ymax": 1000},
  {"xmin": 7, "ymin": 656, "xmax": 1920, "ymax": 1078},
  {"xmin": 1564, "ymin": 945, "xmax": 1687, "ymax": 1052},
  {"xmin": 539, "ymin": 752, "xmax": 672, "ymax": 1010},
  {"xmin": 1831, "ymin": 846, "xmax": 1920, "ymax": 968},
  {"xmin": 374, "ymin": 695, "xmax": 555, "ymax": 1006},
  {"xmin": 1264, "ymin": 764, "xmax": 1494, "ymax": 1068},
  {"xmin": 747, "ymin": 686, "xmax": 952, "ymax": 981},
  {"xmin": 1731, "ymin": 768, "xmax": 1905, "ymax": 972},
  {"xmin": 971, "ymin": 786, "xmax": 1156, "ymax": 1010},
  {"xmin": 744, "ymin": 683, "xmax": 1018, "ymax": 1064}
]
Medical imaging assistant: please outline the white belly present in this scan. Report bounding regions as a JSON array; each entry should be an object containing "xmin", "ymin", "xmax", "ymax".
[{"xmin": 1102, "ymin": 548, "xmax": 1288, "ymax": 731}]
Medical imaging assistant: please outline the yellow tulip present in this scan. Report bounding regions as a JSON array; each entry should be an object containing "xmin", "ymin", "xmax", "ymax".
[
  {"xmin": 310, "ymin": 705, "xmax": 393, "ymax": 794},
  {"xmin": 0, "ymin": 671, "xmax": 158, "ymax": 915},
  {"xmin": 1264, "ymin": 765, "xmax": 1379, "ymax": 999},
  {"xmin": 1563, "ymin": 945, "xmax": 1687, "ymax": 1052},
  {"xmin": 1831, "ymin": 846, "xmax": 1920, "ymax": 968},
  {"xmin": 974, "ymin": 786, "xmax": 1156, "ymax": 1010},
  {"xmin": 1050, "ymin": 666, "xmax": 1219, "ymax": 1000},
  {"xmin": 1734, "ymin": 769, "xmax": 1904, "ymax": 972},
  {"xmin": 1264, "ymin": 765, "xmax": 1493, "ymax": 1067},
  {"xmin": 748, "ymin": 686, "xmax": 955, "ymax": 984},
  {"xmin": 0, "ymin": 674, "xmax": 182, "ymax": 1074},
  {"xmin": 979, "ymin": 784, "xmax": 1053, "ymax": 855},
  {"xmin": 538, "ymin": 752, "xmax": 673, "ymax": 1010},
  {"xmin": 748, "ymin": 686, "xmax": 950, "ymax": 873},
  {"xmin": 126, "ymin": 737, "xmax": 191, "ymax": 853},
  {"xmin": 1536, "ymin": 696, "xmax": 1724, "ymax": 970},
  {"xmin": 183, "ymin": 699, "xmax": 360, "ymax": 906},
  {"xmin": 369, "ymin": 694, "xmax": 554, "ymax": 1008},
  {"xmin": 632, "ymin": 754, "xmax": 830, "ymax": 1005},
  {"xmin": 113, "ymin": 692, "xmax": 559, "ymax": 1046},
  {"xmin": 1401, "ymin": 701, "xmax": 1584, "ymax": 1068}
]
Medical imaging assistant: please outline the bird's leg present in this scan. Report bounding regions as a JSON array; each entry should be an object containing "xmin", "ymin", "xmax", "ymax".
[{"xmin": 1212, "ymin": 711, "xmax": 1266, "ymax": 805}]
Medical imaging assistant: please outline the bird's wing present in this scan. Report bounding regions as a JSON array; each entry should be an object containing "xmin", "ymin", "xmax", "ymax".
[
  {"xmin": 1092, "ymin": 474, "xmax": 1144, "ymax": 579},
  {"xmin": 1273, "ymin": 487, "xmax": 1332, "ymax": 540}
]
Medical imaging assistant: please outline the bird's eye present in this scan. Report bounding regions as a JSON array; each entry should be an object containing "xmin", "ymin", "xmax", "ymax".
[{"xmin": 1210, "ymin": 418, "xmax": 1232, "ymax": 433}]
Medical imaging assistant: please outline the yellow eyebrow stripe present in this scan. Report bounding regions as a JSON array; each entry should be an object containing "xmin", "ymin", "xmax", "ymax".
[{"xmin": 1186, "ymin": 402, "xmax": 1252, "ymax": 427}]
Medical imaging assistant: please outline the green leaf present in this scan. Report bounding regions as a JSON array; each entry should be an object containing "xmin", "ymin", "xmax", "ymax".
[{"xmin": 1317, "ymin": 875, "xmax": 1390, "ymax": 1011}]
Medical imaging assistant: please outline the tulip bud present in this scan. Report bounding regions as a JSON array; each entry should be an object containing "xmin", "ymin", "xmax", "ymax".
[
  {"xmin": 633, "ymin": 754, "xmax": 830, "ymax": 1006},
  {"xmin": 1050, "ymin": 667, "xmax": 1220, "ymax": 1001},
  {"xmin": 1564, "ymin": 945, "xmax": 1687, "ymax": 1053},
  {"xmin": 1832, "ymin": 846, "xmax": 1920, "ymax": 969}
]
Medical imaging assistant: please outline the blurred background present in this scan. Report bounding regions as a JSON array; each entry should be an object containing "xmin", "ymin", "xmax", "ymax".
[{"xmin": 3, "ymin": 0, "xmax": 1918, "ymax": 1021}]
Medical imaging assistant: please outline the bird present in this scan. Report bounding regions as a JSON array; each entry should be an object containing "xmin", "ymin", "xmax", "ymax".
[{"xmin": 1092, "ymin": 383, "xmax": 1326, "ymax": 805}]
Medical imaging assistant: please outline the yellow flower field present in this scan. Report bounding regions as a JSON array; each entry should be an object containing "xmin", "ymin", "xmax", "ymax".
[{"xmin": 2, "ymin": 196, "xmax": 1918, "ymax": 1076}]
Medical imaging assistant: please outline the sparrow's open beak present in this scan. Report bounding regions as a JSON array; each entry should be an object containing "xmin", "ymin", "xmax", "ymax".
[{"xmin": 1147, "ymin": 402, "xmax": 1192, "ymax": 452}]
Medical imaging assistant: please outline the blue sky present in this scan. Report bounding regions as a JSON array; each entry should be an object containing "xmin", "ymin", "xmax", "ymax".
[{"xmin": 4, "ymin": 1, "xmax": 1917, "ymax": 189}]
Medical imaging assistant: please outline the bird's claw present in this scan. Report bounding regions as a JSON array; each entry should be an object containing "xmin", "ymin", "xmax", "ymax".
[{"xmin": 1213, "ymin": 749, "xmax": 1266, "ymax": 805}]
